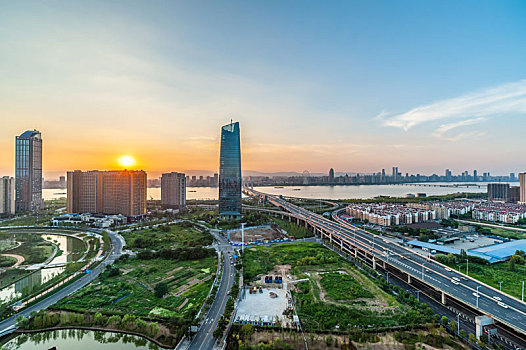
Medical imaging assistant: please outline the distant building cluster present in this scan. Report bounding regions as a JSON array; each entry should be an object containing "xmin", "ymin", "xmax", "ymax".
[
  {"xmin": 51, "ymin": 213, "xmax": 127, "ymax": 228},
  {"xmin": 472, "ymin": 202, "xmax": 526, "ymax": 224},
  {"xmin": 347, "ymin": 199, "xmax": 526, "ymax": 226},
  {"xmin": 245, "ymin": 168, "xmax": 521, "ymax": 187},
  {"xmin": 346, "ymin": 203, "xmax": 439, "ymax": 226}
]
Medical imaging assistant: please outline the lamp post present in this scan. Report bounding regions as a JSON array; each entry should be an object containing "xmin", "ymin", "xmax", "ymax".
[
  {"xmin": 476, "ymin": 286, "xmax": 480, "ymax": 308},
  {"xmin": 522, "ymin": 281, "xmax": 525, "ymax": 302},
  {"xmin": 386, "ymin": 271, "xmax": 390, "ymax": 285},
  {"xmin": 498, "ymin": 281, "xmax": 503, "ymax": 291},
  {"xmin": 466, "ymin": 258, "xmax": 469, "ymax": 276},
  {"xmin": 422, "ymin": 262, "xmax": 426, "ymax": 280}
]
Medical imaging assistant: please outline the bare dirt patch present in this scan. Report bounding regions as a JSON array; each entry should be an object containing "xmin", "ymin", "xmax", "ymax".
[{"xmin": 228, "ymin": 225, "xmax": 285, "ymax": 243}]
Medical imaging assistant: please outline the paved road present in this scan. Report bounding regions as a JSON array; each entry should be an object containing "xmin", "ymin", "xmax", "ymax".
[
  {"xmin": 245, "ymin": 188, "xmax": 526, "ymax": 340},
  {"xmin": 0, "ymin": 229, "xmax": 124, "ymax": 334},
  {"xmin": 456, "ymin": 219, "xmax": 526, "ymax": 233},
  {"xmin": 187, "ymin": 234, "xmax": 236, "ymax": 350}
]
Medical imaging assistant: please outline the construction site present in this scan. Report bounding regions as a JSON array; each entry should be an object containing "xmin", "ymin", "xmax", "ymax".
[{"xmin": 223, "ymin": 224, "xmax": 290, "ymax": 245}]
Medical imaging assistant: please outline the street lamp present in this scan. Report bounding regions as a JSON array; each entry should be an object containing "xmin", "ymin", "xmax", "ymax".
[
  {"xmin": 498, "ymin": 281, "xmax": 503, "ymax": 291},
  {"xmin": 476, "ymin": 286, "xmax": 480, "ymax": 308},
  {"xmin": 466, "ymin": 258, "xmax": 469, "ymax": 276},
  {"xmin": 386, "ymin": 271, "xmax": 390, "ymax": 284},
  {"xmin": 522, "ymin": 281, "xmax": 525, "ymax": 302},
  {"xmin": 422, "ymin": 262, "xmax": 426, "ymax": 280}
]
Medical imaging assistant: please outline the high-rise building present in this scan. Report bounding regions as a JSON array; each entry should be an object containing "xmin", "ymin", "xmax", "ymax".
[
  {"xmin": 161, "ymin": 172, "xmax": 186, "ymax": 209},
  {"xmin": 445, "ymin": 169, "xmax": 452, "ymax": 181},
  {"xmin": 487, "ymin": 183, "xmax": 509, "ymax": 202},
  {"xmin": 473, "ymin": 170, "xmax": 478, "ymax": 181},
  {"xmin": 67, "ymin": 170, "xmax": 146, "ymax": 217},
  {"xmin": 392, "ymin": 167, "xmax": 398, "ymax": 182},
  {"xmin": 59, "ymin": 176, "xmax": 66, "ymax": 188},
  {"xmin": 15, "ymin": 130, "xmax": 42, "ymax": 213},
  {"xmin": 328, "ymin": 168, "xmax": 335, "ymax": 183},
  {"xmin": 0, "ymin": 176, "xmax": 15, "ymax": 215},
  {"xmin": 520, "ymin": 173, "xmax": 526, "ymax": 203},
  {"xmin": 509, "ymin": 186, "xmax": 520, "ymax": 203},
  {"xmin": 219, "ymin": 121, "xmax": 242, "ymax": 219}
]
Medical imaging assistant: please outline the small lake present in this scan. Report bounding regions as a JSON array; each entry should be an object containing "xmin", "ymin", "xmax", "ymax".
[{"xmin": 2, "ymin": 329, "xmax": 162, "ymax": 349}]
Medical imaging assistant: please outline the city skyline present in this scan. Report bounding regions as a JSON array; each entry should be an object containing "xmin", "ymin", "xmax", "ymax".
[{"xmin": 2, "ymin": 1, "xmax": 526, "ymax": 178}]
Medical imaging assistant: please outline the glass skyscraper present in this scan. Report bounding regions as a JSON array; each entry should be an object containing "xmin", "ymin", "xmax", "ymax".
[
  {"xmin": 15, "ymin": 130, "xmax": 42, "ymax": 213},
  {"xmin": 219, "ymin": 121, "xmax": 242, "ymax": 219}
]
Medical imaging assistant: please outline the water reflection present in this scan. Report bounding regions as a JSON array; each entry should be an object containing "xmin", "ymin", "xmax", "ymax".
[
  {"xmin": 3, "ymin": 329, "xmax": 161, "ymax": 349},
  {"xmin": 42, "ymin": 233, "xmax": 85, "ymax": 264},
  {"xmin": 0, "ymin": 266, "xmax": 65, "ymax": 302}
]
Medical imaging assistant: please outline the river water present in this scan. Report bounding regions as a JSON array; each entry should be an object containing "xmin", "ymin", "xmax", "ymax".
[
  {"xmin": 43, "ymin": 181, "xmax": 513, "ymax": 201},
  {"xmin": 2, "ymin": 329, "xmax": 161, "ymax": 349}
]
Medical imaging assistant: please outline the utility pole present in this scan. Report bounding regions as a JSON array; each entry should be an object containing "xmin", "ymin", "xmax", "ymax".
[
  {"xmin": 522, "ymin": 281, "xmax": 525, "ymax": 302},
  {"xmin": 241, "ymin": 223, "xmax": 245, "ymax": 254},
  {"xmin": 422, "ymin": 262, "xmax": 426, "ymax": 280},
  {"xmin": 466, "ymin": 258, "xmax": 469, "ymax": 276},
  {"xmin": 476, "ymin": 286, "xmax": 480, "ymax": 308},
  {"xmin": 457, "ymin": 313, "xmax": 460, "ymax": 335},
  {"xmin": 498, "ymin": 281, "xmax": 503, "ymax": 291}
]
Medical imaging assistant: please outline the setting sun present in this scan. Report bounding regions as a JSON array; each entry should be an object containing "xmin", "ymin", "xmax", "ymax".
[{"xmin": 118, "ymin": 155, "xmax": 136, "ymax": 168}]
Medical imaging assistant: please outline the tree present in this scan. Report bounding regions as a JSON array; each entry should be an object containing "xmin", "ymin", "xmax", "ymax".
[
  {"xmin": 94, "ymin": 312, "xmax": 105, "ymax": 326},
  {"xmin": 154, "ymin": 282, "xmax": 168, "ymax": 298},
  {"xmin": 449, "ymin": 321, "xmax": 457, "ymax": 331},
  {"xmin": 240, "ymin": 324, "xmax": 255, "ymax": 338},
  {"xmin": 107, "ymin": 266, "xmax": 120, "ymax": 277},
  {"xmin": 468, "ymin": 333, "xmax": 476, "ymax": 343},
  {"xmin": 107, "ymin": 315, "xmax": 121, "ymax": 327},
  {"xmin": 459, "ymin": 329, "xmax": 466, "ymax": 338},
  {"xmin": 136, "ymin": 318, "xmax": 147, "ymax": 332}
]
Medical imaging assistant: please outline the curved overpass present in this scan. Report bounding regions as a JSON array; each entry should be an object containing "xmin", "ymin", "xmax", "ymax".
[{"xmin": 243, "ymin": 187, "xmax": 526, "ymax": 345}]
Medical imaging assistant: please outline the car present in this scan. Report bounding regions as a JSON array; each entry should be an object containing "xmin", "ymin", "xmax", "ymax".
[
  {"xmin": 460, "ymin": 277, "xmax": 467, "ymax": 281},
  {"xmin": 451, "ymin": 279, "xmax": 460, "ymax": 285},
  {"xmin": 493, "ymin": 296, "xmax": 502, "ymax": 302},
  {"xmin": 497, "ymin": 301, "xmax": 509, "ymax": 309},
  {"xmin": 452, "ymin": 277, "xmax": 460, "ymax": 282},
  {"xmin": 473, "ymin": 292, "xmax": 480, "ymax": 297},
  {"xmin": 445, "ymin": 267, "xmax": 452, "ymax": 272}
]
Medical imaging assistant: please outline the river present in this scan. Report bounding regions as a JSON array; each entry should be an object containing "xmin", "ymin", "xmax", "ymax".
[
  {"xmin": 2, "ymin": 329, "xmax": 162, "ymax": 349},
  {"xmin": 43, "ymin": 182, "xmax": 512, "ymax": 202}
]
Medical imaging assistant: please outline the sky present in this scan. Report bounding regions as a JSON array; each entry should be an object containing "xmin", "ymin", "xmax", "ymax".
[{"xmin": 1, "ymin": 0, "xmax": 526, "ymax": 179}]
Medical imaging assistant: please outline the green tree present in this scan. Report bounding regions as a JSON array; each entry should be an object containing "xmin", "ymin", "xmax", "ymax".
[
  {"xmin": 136, "ymin": 318, "xmax": 147, "ymax": 332},
  {"xmin": 154, "ymin": 282, "xmax": 169, "ymax": 298},
  {"xmin": 107, "ymin": 315, "xmax": 121, "ymax": 327},
  {"xmin": 240, "ymin": 324, "xmax": 255, "ymax": 338},
  {"xmin": 94, "ymin": 312, "xmax": 105, "ymax": 326},
  {"xmin": 468, "ymin": 333, "xmax": 476, "ymax": 343},
  {"xmin": 459, "ymin": 329, "xmax": 466, "ymax": 338},
  {"xmin": 440, "ymin": 316, "xmax": 448, "ymax": 325}
]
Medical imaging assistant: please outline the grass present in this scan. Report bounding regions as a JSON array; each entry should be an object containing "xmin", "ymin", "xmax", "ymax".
[
  {"xmin": 122, "ymin": 221, "xmax": 213, "ymax": 250},
  {"xmin": 242, "ymin": 242, "xmax": 431, "ymax": 332},
  {"xmin": 53, "ymin": 256, "xmax": 216, "ymax": 319},
  {"xmin": 319, "ymin": 272, "xmax": 373, "ymax": 300},
  {"xmin": 269, "ymin": 217, "xmax": 314, "ymax": 239}
]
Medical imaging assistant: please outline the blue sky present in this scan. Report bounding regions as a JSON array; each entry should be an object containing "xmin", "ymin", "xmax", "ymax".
[{"xmin": 1, "ymin": 1, "xmax": 526, "ymax": 177}]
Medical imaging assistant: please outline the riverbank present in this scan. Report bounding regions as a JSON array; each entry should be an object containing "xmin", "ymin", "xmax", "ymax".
[{"xmin": 13, "ymin": 325, "xmax": 172, "ymax": 349}]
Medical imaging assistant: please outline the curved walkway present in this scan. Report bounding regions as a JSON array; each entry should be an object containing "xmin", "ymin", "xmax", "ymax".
[{"xmin": 0, "ymin": 253, "xmax": 25, "ymax": 268}]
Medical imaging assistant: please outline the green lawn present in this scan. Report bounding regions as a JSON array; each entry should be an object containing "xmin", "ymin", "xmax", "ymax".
[{"xmin": 319, "ymin": 272, "xmax": 373, "ymax": 300}]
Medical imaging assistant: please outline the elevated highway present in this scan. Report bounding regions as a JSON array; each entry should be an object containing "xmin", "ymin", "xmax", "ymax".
[{"xmin": 243, "ymin": 187, "xmax": 526, "ymax": 345}]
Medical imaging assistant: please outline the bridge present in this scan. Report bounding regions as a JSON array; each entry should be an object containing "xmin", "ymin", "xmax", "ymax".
[
  {"xmin": 243, "ymin": 187, "xmax": 526, "ymax": 348},
  {"xmin": 394, "ymin": 183, "xmax": 484, "ymax": 188}
]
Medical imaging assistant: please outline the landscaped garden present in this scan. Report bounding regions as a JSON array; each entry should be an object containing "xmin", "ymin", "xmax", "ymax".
[{"xmin": 47, "ymin": 221, "xmax": 218, "ymax": 346}]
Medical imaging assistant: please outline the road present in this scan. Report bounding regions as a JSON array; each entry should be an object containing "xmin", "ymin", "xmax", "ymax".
[
  {"xmin": 245, "ymin": 188, "xmax": 526, "ymax": 343},
  {"xmin": 0, "ymin": 228, "xmax": 124, "ymax": 334},
  {"xmin": 187, "ymin": 233, "xmax": 236, "ymax": 350},
  {"xmin": 456, "ymin": 219, "xmax": 526, "ymax": 233}
]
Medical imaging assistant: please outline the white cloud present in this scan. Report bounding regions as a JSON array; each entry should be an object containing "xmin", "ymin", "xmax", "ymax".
[
  {"xmin": 432, "ymin": 117, "xmax": 486, "ymax": 140},
  {"xmin": 379, "ymin": 80, "xmax": 526, "ymax": 131}
]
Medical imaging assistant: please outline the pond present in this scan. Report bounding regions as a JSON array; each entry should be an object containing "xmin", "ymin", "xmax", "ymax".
[{"xmin": 2, "ymin": 329, "xmax": 163, "ymax": 350}]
